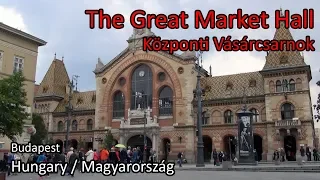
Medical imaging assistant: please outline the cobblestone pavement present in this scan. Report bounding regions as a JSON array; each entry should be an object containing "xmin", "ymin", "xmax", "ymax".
[{"xmin": 6, "ymin": 171, "xmax": 320, "ymax": 180}]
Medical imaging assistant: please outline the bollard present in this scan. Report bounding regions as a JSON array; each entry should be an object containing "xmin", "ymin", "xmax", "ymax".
[{"xmin": 297, "ymin": 157, "xmax": 303, "ymax": 165}]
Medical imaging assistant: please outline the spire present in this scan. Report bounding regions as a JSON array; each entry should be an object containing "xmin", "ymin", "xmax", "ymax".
[
  {"xmin": 262, "ymin": 8, "xmax": 306, "ymax": 70},
  {"xmin": 95, "ymin": 57, "xmax": 104, "ymax": 71},
  {"xmin": 280, "ymin": 7, "xmax": 283, "ymax": 16},
  {"xmin": 209, "ymin": 65, "xmax": 212, "ymax": 76}
]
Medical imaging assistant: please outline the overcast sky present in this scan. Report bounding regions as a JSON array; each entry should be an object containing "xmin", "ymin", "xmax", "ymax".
[{"xmin": 0, "ymin": 0, "xmax": 319, "ymax": 127}]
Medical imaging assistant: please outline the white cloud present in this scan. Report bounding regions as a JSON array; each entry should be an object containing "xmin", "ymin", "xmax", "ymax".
[
  {"xmin": 203, "ymin": 51, "xmax": 264, "ymax": 76},
  {"xmin": 0, "ymin": 6, "xmax": 27, "ymax": 32}
]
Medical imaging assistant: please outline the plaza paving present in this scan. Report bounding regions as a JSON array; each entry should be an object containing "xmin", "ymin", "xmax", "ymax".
[{"xmin": 6, "ymin": 171, "xmax": 320, "ymax": 180}]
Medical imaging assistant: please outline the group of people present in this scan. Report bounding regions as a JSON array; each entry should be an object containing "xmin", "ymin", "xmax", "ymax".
[{"xmin": 273, "ymin": 146, "xmax": 319, "ymax": 162}]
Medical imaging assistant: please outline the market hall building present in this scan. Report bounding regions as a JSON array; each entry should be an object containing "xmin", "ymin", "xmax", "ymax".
[{"xmin": 34, "ymin": 24, "xmax": 315, "ymax": 162}]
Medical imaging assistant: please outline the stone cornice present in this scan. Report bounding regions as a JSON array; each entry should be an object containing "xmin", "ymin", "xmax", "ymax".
[
  {"xmin": 52, "ymin": 110, "xmax": 95, "ymax": 117},
  {"xmin": 265, "ymin": 90, "xmax": 310, "ymax": 97},
  {"xmin": 34, "ymin": 95, "xmax": 64, "ymax": 101},
  {"xmin": 259, "ymin": 65, "xmax": 312, "ymax": 81},
  {"xmin": 94, "ymin": 48, "xmax": 204, "ymax": 76},
  {"xmin": 0, "ymin": 23, "xmax": 46, "ymax": 46},
  {"xmin": 196, "ymin": 95, "xmax": 265, "ymax": 107}
]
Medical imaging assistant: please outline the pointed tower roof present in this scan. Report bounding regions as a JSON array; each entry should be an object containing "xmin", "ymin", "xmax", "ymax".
[
  {"xmin": 262, "ymin": 9, "xmax": 306, "ymax": 70},
  {"xmin": 35, "ymin": 59, "xmax": 70, "ymax": 98}
]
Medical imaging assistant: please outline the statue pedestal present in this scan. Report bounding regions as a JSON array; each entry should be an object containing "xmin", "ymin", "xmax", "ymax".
[
  {"xmin": 120, "ymin": 107, "xmax": 159, "ymax": 128},
  {"xmin": 238, "ymin": 151, "xmax": 256, "ymax": 165}
]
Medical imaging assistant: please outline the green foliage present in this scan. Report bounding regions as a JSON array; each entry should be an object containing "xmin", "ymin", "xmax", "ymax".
[
  {"xmin": 0, "ymin": 72, "xmax": 29, "ymax": 140},
  {"xmin": 30, "ymin": 113, "xmax": 47, "ymax": 144},
  {"xmin": 104, "ymin": 131, "xmax": 114, "ymax": 149}
]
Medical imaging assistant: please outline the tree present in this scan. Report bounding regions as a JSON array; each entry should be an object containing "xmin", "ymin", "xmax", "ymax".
[
  {"xmin": 0, "ymin": 72, "xmax": 29, "ymax": 140},
  {"xmin": 104, "ymin": 131, "xmax": 114, "ymax": 149},
  {"xmin": 30, "ymin": 113, "xmax": 47, "ymax": 144},
  {"xmin": 313, "ymin": 80, "xmax": 320, "ymax": 122}
]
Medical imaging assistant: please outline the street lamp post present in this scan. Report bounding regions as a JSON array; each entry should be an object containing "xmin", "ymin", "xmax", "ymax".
[
  {"xmin": 143, "ymin": 109, "xmax": 147, "ymax": 162},
  {"xmin": 65, "ymin": 75, "xmax": 79, "ymax": 153},
  {"xmin": 194, "ymin": 51, "xmax": 205, "ymax": 167}
]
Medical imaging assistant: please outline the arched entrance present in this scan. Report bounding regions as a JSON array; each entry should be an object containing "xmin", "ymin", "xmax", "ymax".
[
  {"xmin": 127, "ymin": 135, "xmax": 152, "ymax": 152},
  {"xmin": 284, "ymin": 135, "xmax": 296, "ymax": 161},
  {"xmin": 162, "ymin": 138, "xmax": 170, "ymax": 161},
  {"xmin": 55, "ymin": 139, "xmax": 63, "ymax": 153},
  {"xmin": 70, "ymin": 139, "xmax": 78, "ymax": 150},
  {"xmin": 203, "ymin": 136, "xmax": 212, "ymax": 162},
  {"xmin": 223, "ymin": 135, "xmax": 236, "ymax": 159},
  {"xmin": 253, "ymin": 134, "xmax": 263, "ymax": 161}
]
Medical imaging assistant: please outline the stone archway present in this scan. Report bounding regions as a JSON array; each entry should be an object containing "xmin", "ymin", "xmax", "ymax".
[
  {"xmin": 253, "ymin": 134, "xmax": 263, "ymax": 161},
  {"xmin": 100, "ymin": 54, "xmax": 183, "ymax": 127},
  {"xmin": 203, "ymin": 136, "xmax": 212, "ymax": 162},
  {"xmin": 284, "ymin": 135, "xmax": 297, "ymax": 161},
  {"xmin": 55, "ymin": 139, "xmax": 63, "ymax": 153},
  {"xmin": 162, "ymin": 138, "xmax": 170, "ymax": 161},
  {"xmin": 127, "ymin": 135, "xmax": 152, "ymax": 152},
  {"xmin": 70, "ymin": 139, "xmax": 78, "ymax": 150}
]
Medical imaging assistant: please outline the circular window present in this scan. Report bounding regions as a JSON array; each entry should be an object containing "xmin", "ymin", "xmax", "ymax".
[
  {"xmin": 119, "ymin": 77, "xmax": 126, "ymax": 86},
  {"xmin": 102, "ymin": 78, "xmax": 107, "ymax": 84},
  {"xmin": 158, "ymin": 72, "xmax": 166, "ymax": 82},
  {"xmin": 178, "ymin": 67, "xmax": 184, "ymax": 74}
]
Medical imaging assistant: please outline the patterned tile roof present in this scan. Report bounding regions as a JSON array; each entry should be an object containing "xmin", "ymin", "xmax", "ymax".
[
  {"xmin": 200, "ymin": 71, "xmax": 264, "ymax": 100},
  {"xmin": 263, "ymin": 21, "xmax": 306, "ymax": 70},
  {"xmin": 54, "ymin": 90, "xmax": 96, "ymax": 112},
  {"xmin": 35, "ymin": 59, "xmax": 70, "ymax": 97}
]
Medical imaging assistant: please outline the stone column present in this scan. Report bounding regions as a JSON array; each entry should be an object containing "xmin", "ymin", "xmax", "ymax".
[
  {"xmin": 120, "ymin": 135, "xmax": 124, "ymax": 144},
  {"xmin": 152, "ymin": 133, "xmax": 156, "ymax": 150}
]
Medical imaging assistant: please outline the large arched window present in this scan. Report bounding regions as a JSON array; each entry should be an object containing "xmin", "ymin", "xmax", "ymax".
[
  {"xmin": 113, "ymin": 91, "xmax": 125, "ymax": 118},
  {"xmin": 282, "ymin": 79, "xmax": 288, "ymax": 92},
  {"xmin": 71, "ymin": 120, "xmax": 78, "ymax": 131},
  {"xmin": 224, "ymin": 110, "xmax": 233, "ymax": 124},
  {"xmin": 289, "ymin": 79, "xmax": 295, "ymax": 91},
  {"xmin": 250, "ymin": 108, "xmax": 260, "ymax": 122},
  {"xmin": 57, "ymin": 121, "xmax": 64, "ymax": 132},
  {"xmin": 158, "ymin": 86, "xmax": 173, "ymax": 116},
  {"xmin": 131, "ymin": 64, "xmax": 153, "ymax": 109},
  {"xmin": 87, "ymin": 119, "xmax": 93, "ymax": 130},
  {"xmin": 276, "ymin": 80, "xmax": 282, "ymax": 92},
  {"xmin": 281, "ymin": 103, "xmax": 295, "ymax": 120}
]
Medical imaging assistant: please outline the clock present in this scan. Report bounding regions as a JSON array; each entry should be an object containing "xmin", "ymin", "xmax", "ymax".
[{"xmin": 139, "ymin": 70, "xmax": 145, "ymax": 77}]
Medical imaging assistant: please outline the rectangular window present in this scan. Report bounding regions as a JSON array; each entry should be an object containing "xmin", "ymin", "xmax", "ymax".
[
  {"xmin": 13, "ymin": 56, "xmax": 24, "ymax": 73},
  {"xmin": 0, "ymin": 51, "xmax": 3, "ymax": 72}
]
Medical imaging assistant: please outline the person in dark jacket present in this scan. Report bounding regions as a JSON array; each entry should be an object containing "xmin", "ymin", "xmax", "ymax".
[
  {"xmin": 120, "ymin": 148, "xmax": 127, "ymax": 163},
  {"xmin": 212, "ymin": 149, "xmax": 218, "ymax": 166},
  {"xmin": 108, "ymin": 147, "xmax": 117, "ymax": 163},
  {"xmin": 300, "ymin": 146, "xmax": 305, "ymax": 159},
  {"xmin": 313, "ymin": 148, "xmax": 318, "ymax": 161},
  {"xmin": 306, "ymin": 146, "xmax": 311, "ymax": 161},
  {"xmin": 68, "ymin": 150, "xmax": 78, "ymax": 177}
]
